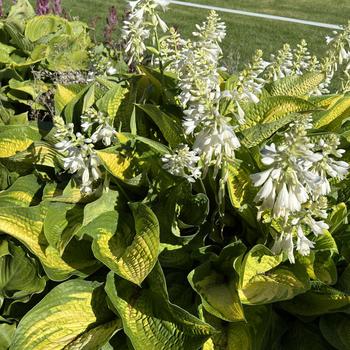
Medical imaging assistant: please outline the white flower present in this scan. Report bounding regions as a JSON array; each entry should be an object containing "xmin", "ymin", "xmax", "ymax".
[
  {"xmin": 296, "ymin": 226, "xmax": 314, "ymax": 256},
  {"xmin": 303, "ymin": 215, "xmax": 329, "ymax": 236},
  {"xmin": 193, "ymin": 119, "xmax": 240, "ymax": 176},
  {"xmin": 272, "ymin": 233, "xmax": 295, "ymax": 264},
  {"xmin": 106, "ymin": 66, "xmax": 117, "ymax": 75},
  {"xmin": 162, "ymin": 144, "xmax": 202, "ymax": 182},
  {"xmin": 63, "ymin": 151, "xmax": 85, "ymax": 174},
  {"xmin": 122, "ymin": 0, "xmax": 169, "ymax": 66},
  {"xmin": 91, "ymin": 123, "xmax": 116, "ymax": 146},
  {"xmin": 154, "ymin": 0, "xmax": 170, "ymax": 11}
]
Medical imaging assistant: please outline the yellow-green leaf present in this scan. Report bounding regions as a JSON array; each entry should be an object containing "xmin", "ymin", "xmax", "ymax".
[
  {"xmin": 188, "ymin": 262, "xmax": 244, "ymax": 322},
  {"xmin": 92, "ymin": 202, "xmax": 160, "ymax": 285},
  {"xmin": 97, "ymin": 149, "xmax": 134, "ymax": 181},
  {"xmin": 267, "ymin": 72, "xmax": 325, "ymax": 97},
  {"xmin": 239, "ymin": 245, "xmax": 310, "ymax": 304},
  {"xmin": 105, "ymin": 268, "xmax": 215, "ymax": 350},
  {"xmin": 314, "ymin": 95, "xmax": 350, "ymax": 129},
  {"xmin": 0, "ymin": 126, "xmax": 41, "ymax": 158},
  {"xmin": 10, "ymin": 279, "xmax": 115, "ymax": 350},
  {"xmin": 0, "ymin": 205, "xmax": 96, "ymax": 281},
  {"xmin": 0, "ymin": 175, "xmax": 41, "ymax": 207}
]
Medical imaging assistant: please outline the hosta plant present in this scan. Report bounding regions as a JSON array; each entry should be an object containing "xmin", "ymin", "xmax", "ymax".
[{"xmin": 2, "ymin": 0, "xmax": 350, "ymax": 349}]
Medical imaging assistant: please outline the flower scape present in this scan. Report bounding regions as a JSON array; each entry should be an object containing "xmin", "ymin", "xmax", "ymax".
[{"xmin": 1, "ymin": 0, "xmax": 350, "ymax": 348}]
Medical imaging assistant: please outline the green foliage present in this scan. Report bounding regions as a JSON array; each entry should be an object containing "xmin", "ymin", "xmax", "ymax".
[{"xmin": 0, "ymin": 2, "xmax": 350, "ymax": 349}]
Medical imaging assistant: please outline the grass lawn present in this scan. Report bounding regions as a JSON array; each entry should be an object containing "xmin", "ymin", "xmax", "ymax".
[{"xmin": 9, "ymin": 0, "xmax": 350, "ymax": 68}]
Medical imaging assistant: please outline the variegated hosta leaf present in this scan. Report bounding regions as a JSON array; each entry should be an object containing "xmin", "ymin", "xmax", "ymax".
[
  {"xmin": 239, "ymin": 245, "xmax": 310, "ymax": 304},
  {"xmin": 0, "ymin": 174, "xmax": 41, "ymax": 207},
  {"xmin": 188, "ymin": 261, "xmax": 244, "ymax": 322},
  {"xmin": 314, "ymin": 95, "xmax": 350, "ymax": 130},
  {"xmin": 227, "ymin": 164, "xmax": 252, "ymax": 209},
  {"xmin": 105, "ymin": 266, "xmax": 215, "ymax": 350},
  {"xmin": 202, "ymin": 304, "xmax": 279, "ymax": 350},
  {"xmin": 241, "ymin": 113, "xmax": 303, "ymax": 148},
  {"xmin": 96, "ymin": 84, "xmax": 128, "ymax": 118},
  {"xmin": 0, "ymin": 125, "xmax": 41, "ymax": 158},
  {"xmin": 309, "ymin": 94, "xmax": 343, "ymax": 108},
  {"xmin": 10, "ymin": 280, "xmax": 118, "ymax": 350},
  {"xmin": 25, "ymin": 15, "xmax": 69, "ymax": 42},
  {"xmin": 281, "ymin": 282, "xmax": 350, "ymax": 316},
  {"xmin": 54, "ymin": 84, "xmax": 82, "ymax": 115},
  {"xmin": 0, "ymin": 240, "xmax": 46, "ymax": 302},
  {"xmin": 96, "ymin": 148, "xmax": 135, "ymax": 182},
  {"xmin": 266, "ymin": 72, "xmax": 325, "ymax": 97},
  {"xmin": 241, "ymin": 96, "xmax": 317, "ymax": 129},
  {"xmin": 0, "ymin": 205, "xmax": 97, "ymax": 281},
  {"xmin": 63, "ymin": 320, "xmax": 122, "ymax": 350},
  {"xmin": 43, "ymin": 202, "xmax": 83, "ymax": 254},
  {"xmin": 92, "ymin": 202, "xmax": 160, "ymax": 286}
]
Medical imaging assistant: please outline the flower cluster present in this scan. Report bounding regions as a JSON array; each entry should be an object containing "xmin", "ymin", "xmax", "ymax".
[
  {"xmin": 225, "ymin": 50, "xmax": 269, "ymax": 124},
  {"xmin": 81, "ymin": 108, "xmax": 117, "ymax": 146},
  {"xmin": 162, "ymin": 144, "xmax": 202, "ymax": 183},
  {"xmin": 122, "ymin": 0, "xmax": 170, "ymax": 66},
  {"xmin": 54, "ymin": 109, "xmax": 117, "ymax": 193},
  {"xmin": 315, "ymin": 23, "xmax": 350, "ymax": 94},
  {"xmin": 159, "ymin": 27, "xmax": 189, "ymax": 72},
  {"xmin": 251, "ymin": 118, "xmax": 349, "ymax": 262},
  {"xmin": 172, "ymin": 11, "xmax": 240, "ymax": 178}
]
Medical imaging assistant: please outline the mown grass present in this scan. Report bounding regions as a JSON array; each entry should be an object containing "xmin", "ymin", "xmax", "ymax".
[{"xmin": 7, "ymin": 0, "xmax": 350, "ymax": 68}]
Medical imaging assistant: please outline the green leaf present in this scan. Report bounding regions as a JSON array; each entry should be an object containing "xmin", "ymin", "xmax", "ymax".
[
  {"xmin": 314, "ymin": 95, "xmax": 350, "ymax": 129},
  {"xmin": 0, "ymin": 322, "xmax": 16, "ymax": 350},
  {"xmin": 226, "ymin": 163, "xmax": 253, "ymax": 209},
  {"xmin": 6, "ymin": 0, "xmax": 35, "ymax": 32},
  {"xmin": 64, "ymin": 84, "xmax": 91, "ymax": 124},
  {"xmin": 0, "ymin": 174, "xmax": 42, "ymax": 207},
  {"xmin": 8, "ymin": 79, "xmax": 48, "ymax": 99},
  {"xmin": 281, "ymin": 282, "xmax": 350, "ymax": 316},
  {"xmin": 0, "ymin": 125, "xmax": 41, "ymax": 158},
  {"xmin": 96, "ymin": 148, "xmax": 135, "ymax": 182},
  {"xmin": 280, "ymin": 320, "xmax": 331, "ymax": 350},
  {"xmin": 314, "ymin": 230, "xmax": 338, "ymax": 254},
  {"xmin": 328, "ymin": 203, "xmax": 347, "ymax": 234},
  {"xmin": 239, "ymin": 245, "xmax": 310, "ymax": 304},
  {"xmin": 10, "ymin": 279, "xmax": 116, "ymax": 350},
  {"xmin": 105, "ymin": 267, "xmax": 215, "ymax": 350},
  {"xmin": 54, "ymin": 84, "xmax": 81, "ymax": 115},
  {"xmin": 137, "ymin": 104, "xmax": 184, "ymax": 147},
  {"xmin": 0, "ymin": 43, "xmax": 16, "ymax": 64},
  {"xmin": 92, "ymin": 202, "xmax": 160, "ymax": 286},
  {"xmin": 25, "ymin": 15, "xmax": 69, "ymax": 42},
  {"xmin": 241, "ymin": 113, "xmax": 302, "ymax": 148},
  {"xmin": 241, "ymin": 96, "xmax": 317, "ymax": 129},
  {"xmin": 0, "ymin": 240, "xmax": 45, "ymax": 302},
  {"xmin": 188, "ymin": 261, "xmax": 244, "ymax": 322},
  {"xmin": 0, "ymin": 205, "xmax": 97, "ymax": 281},
  {"xmin": 96, "ymin": 84, "xmax": 128, "ymax": 118},
  {"xmin": 43, "ymin": 202, "xmax": 83, "ymax": 254},
  {"xmin": 63, "ymin": 320, "xmax": 122, "ymax": 350},
  {"xmin": 320, "ymin": 313, "xmax": 350, "ymax": 350},
  {"xmin": 266, "ymin": 72, "xmax": 325, "ymax": 97}
]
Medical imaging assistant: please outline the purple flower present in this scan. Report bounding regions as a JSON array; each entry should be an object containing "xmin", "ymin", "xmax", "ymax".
[
  {"xmin": 36, "ymin": 0, "xmax": 50, "ymax": 15},
  {"xmin": 52, "ymin": 0, "xmax": 62, "ymax": 15},
  {"xmin": 0, "ymin": 0, "xmax": 3, "ymax": 17},
  {"xmin": 104, "ymin": 6, "xmax": 118, "ymax": 44}
]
